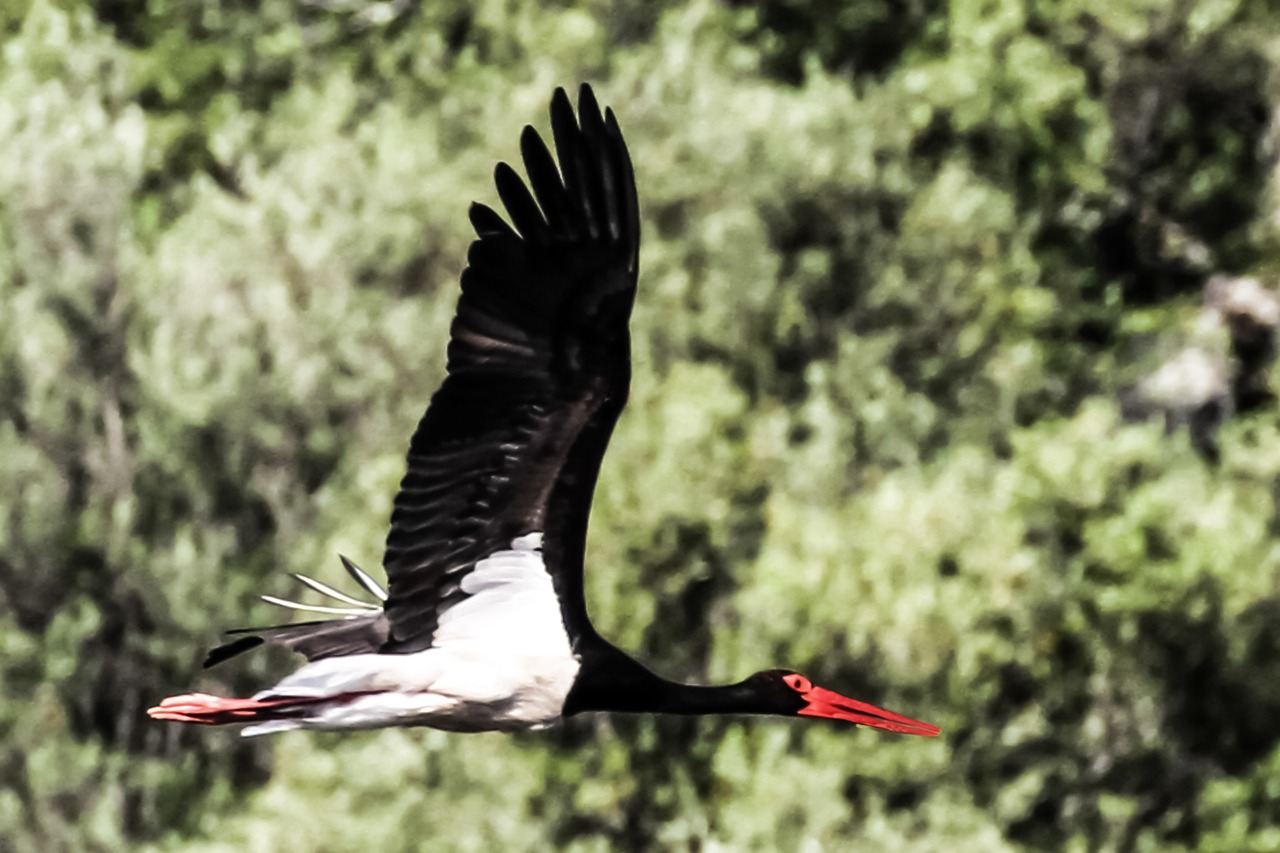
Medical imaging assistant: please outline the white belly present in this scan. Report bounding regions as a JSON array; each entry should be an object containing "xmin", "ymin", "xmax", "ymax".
[
  {"xmin": 242, "ymin": 649, "xmax": 580, "ymax": 736},
  {"xmin": 241, "ymin": 533, "xmax": 582, "ymax": 737}
]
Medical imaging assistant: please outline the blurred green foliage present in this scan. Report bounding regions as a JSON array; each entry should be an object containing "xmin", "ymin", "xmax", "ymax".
[{"xmin": 3, "ymin": 0, "xmax": 1280, "ymax": 849}]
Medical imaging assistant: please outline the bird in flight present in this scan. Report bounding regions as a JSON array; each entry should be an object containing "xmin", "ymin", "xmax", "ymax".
[{"xmin": 149, "ymin": 85, "xmax": 940, "ymax": 739}]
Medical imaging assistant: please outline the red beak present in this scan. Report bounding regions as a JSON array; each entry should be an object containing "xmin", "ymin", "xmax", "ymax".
[{"xmin": 796, "ymin": 685, "xmax": 941, "ymax": 736}]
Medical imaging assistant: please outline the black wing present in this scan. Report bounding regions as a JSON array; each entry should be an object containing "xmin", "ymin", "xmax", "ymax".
[{"xmin": 380, "ymin": 84, "xmax": 640, "ymax": 653}]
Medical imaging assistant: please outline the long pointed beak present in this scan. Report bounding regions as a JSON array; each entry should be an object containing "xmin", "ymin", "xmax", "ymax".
[{"xmin": 797, "ymin": 686, "xmax": 941, "ymax": 736}]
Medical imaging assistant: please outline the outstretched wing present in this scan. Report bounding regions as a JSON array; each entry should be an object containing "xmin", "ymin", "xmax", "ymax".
[{"xmin": 379, "ymin": 84, "xmax": 640, "ymax": 654}]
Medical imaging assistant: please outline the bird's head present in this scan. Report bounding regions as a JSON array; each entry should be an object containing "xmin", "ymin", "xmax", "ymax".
[{"xmin": 744, "ymin": 669, "xmax": 941, "ymax": 737}]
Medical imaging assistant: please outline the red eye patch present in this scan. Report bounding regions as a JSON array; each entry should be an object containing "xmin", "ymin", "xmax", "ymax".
[{"xmin": 783, "ymin": 674, "xmax": 812, "ymax": 693}]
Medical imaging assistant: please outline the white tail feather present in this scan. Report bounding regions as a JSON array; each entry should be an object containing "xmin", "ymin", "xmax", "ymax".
[
  {"xmin": 242, "ymin": 720, "xmax": 303, "ymax": 737},
  {"xmin": 259, "ymin": 595, "xmax": 372, "ymax": 616},
  {"xmin": 260, "ymin": 556, "xmax": 387, "ymax": 618},
  {"xmin": 291, "ymin": 573, "xmax": 381, "ymax": 609}
]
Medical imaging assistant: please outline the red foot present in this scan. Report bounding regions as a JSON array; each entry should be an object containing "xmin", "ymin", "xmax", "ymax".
[{"xmin": 147, "ymin": 692, "xmax": 314, "ymax": 725}]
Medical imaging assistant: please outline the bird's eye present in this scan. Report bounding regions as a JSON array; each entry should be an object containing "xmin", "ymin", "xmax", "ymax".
[{"xmin": 783, "ymin": 674, "xmax": 811, "ymax": 693}]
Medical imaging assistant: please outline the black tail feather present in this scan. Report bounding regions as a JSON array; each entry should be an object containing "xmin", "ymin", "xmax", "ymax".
[{"xmin": 204, "ymin": 612, "xmax": 390, "ymax": 668}]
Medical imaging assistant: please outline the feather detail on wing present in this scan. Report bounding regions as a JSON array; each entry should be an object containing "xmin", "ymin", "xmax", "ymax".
[
  {"xmin": 379, "ymin": 84, "xmax": 640, "ymax": 653},
  {"xmin": 200, "ymin": 84, "xmax": 640, "ymax": 669}
]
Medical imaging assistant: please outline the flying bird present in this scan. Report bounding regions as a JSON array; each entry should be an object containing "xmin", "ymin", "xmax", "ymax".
[{"xmin": 148, "ymin": 85, "xmax": 940, "ymax": 739}]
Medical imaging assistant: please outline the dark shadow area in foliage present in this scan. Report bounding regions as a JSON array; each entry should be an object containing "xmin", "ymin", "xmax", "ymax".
[
  {"xmin": 1143, "ymin": 592, "xmax": 1280, "ymax": 776},
  {"xmin": 1059, "ymin": 14, "xmax": 1272, "ymax": 307},
  {"xmin": 956, "ymin": 564, "xmax": 1280, "ymax": 850},
  {"xmin": 728, "ymin": 0, "xmax": 946, "ymax": 85}
]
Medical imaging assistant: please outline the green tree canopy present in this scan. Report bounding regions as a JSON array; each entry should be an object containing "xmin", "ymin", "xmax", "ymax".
[{"xmin": 3, "ymin": 0, "xmax": 1280, "ymax": 850}]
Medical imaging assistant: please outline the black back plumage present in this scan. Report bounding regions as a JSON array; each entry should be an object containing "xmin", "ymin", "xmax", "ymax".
[{"xmin": 206, "ymin": 84, "xmax": 639, "ymax": 667}]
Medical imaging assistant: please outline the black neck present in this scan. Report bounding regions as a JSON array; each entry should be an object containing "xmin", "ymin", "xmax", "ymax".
[{"xmin": 562, "ymin": 637, "xmax": 773, "ymax": 717}]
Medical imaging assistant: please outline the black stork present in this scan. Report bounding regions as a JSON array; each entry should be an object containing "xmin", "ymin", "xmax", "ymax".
[{"xmin": 148, "ymin": 85, "xmax": 941, "ymax": 739}]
